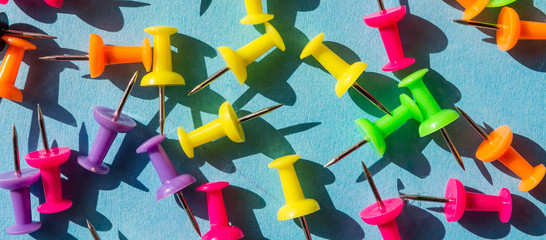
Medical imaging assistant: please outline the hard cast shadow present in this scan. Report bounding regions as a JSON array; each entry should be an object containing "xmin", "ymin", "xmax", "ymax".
[
  {"xmin": 200, "ymin": 0, "xmax": 213, "ymax": 16},
  {"xmin": 398, "ymin": 204, "xmax": 446, "ymax": 240},
  {"xmin": 348, "ymin": 71, "xmax": 404, "ymax": 119},
  {"xmin": 510, "ymin": 194, "xmax": 546, "ymax": 236},
  {"xmin": 222, "ymin": 185, "xmax": 267, "ymax": 240}
]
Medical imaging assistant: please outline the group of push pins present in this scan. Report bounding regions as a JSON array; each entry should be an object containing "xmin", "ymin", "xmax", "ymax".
[{"xmin": 0, "ymin": 0, "xmax": 544, "ymax": 239}]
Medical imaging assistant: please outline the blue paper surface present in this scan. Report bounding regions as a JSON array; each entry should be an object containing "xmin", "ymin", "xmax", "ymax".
[{"xmin": 0, "ymin": 0, "xmax": 545, "ymax": 239}]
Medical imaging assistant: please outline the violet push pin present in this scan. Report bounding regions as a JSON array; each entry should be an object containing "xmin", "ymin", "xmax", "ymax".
[
  {"xmin": 197, "ymin": 182, "xmax": 244, "ymax": 240},
  {"xmin": 136, "ymin": 134, "xmax": 201, "ymax": 237},
  {"xmin": 400, "ymin": 178, "xmax": 512, "ymax": 223},
  {"xmin": 0, "ymin": 125, "xmax": 41, "ymax": 235},
  {"xmin": 86, "ymin": 219, "xmax": 101, "ymax": 240},
  {"xmin": 24, "ymin": 104, "xmax": 72, "ymax": 214},
  {"xmin": 0, "ymin": 12, "xmax": 56, "ymax": 52},
  {"xmin": 77, "ymin": 71, "xmax": 138, "ymax": 174}
]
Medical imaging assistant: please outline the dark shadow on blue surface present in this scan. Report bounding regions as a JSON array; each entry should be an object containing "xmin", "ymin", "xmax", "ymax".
[
  {"xmin": 510, "ymin": 194, "xmax": 546, "ymax": 236},
  {"xmin": 349, "ymin": 71, "xmax": 404, "ymax": 119},
  {"xmin": 200, "ymin": 0, "xmax": 213, "ymax": 16},
  {"xmin": 222, "ymin": 185, "xmax": 267, "ymax": 239},
  {"xmin": 398, "ymin": 203, "xmax": 446, "ymax": 240},
  {"xmin": 119, "ymin": 230, "xmax": 128, "ymax": 240}
]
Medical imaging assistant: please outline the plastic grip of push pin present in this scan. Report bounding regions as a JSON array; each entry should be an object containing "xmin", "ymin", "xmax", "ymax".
[
  {"xmin": 355, "ymin": 94, "xmax": 423, "ymax": 156},
  {"xmin": 487, "ymin": 0, "xmax": 517, "ymax": 7},
  {"xmin": 0, "ymin": 36, "xmax": 36, "ymax": 102},
  {"xmin": 197, "ymin": 182, "xmax": 244, "ymax": 240},
  {"xmin": 300, "ymin": 33, "xmax": 368, "ymax": 97},
  {"xmin": 0, "ymin": 168, "xmax": 41, "ymax": 235},
  {"xmin": 177, "ymin": 101, "xmax": 245, "ymax": 158},
  {"xmin": 398, "ymin": 69, "xmax": 459, "ymax": 137},
  {"xmin": 240, "ymin": 0, "xmax": 274, "ymax": 25},
  {"xmin": 360, "ymin": 198, "xmax": 403, "ymax": 240},
  {"xmin": 25, "ymin": 147, "xmax": 72, "ymax": 214},
  {"xmin": 475, "ymin": 126, "xmax": 546, "ymax": 192},
  {"xmin": 268, "ymin": 155, "xmax": 320, "ymax": 221},
  {"xmin": 443, "ymin": 178, "xmax": 512, "ymax": 222},
  {"xmin": 455, "ymin": 0, "xmax": 489, "ymax": 20},
  {"xmin": 88, "ymin": 34, "xmax": 152, "ymax": 78},
  {"xmin": 0, "ymin": 0, "xmax": 7, "ymax": 5},
  {"xmin": 43, "ymin": 0, "xmax": 64, "ymax": 8},
  {"xmin": 496, "ymin": 7, "xmax": 546, "ymax": 51},
  {"xmin": 77, "ymin": 106, "xmax": 136, "ymax": 174},
  {"xmin": 141, "ymin": 26, "xmax": 184, "ymax": 87},
  {"xmin": 362, "ymin": 6, "xmax": 415, "ymax": 72},
  {"xmin": 136, "ymin": 135, "xmax": 196, "ymax": 201},
  {"xmin": 217, "ymin": 22, "xmax": 285, "ymax": 84}
]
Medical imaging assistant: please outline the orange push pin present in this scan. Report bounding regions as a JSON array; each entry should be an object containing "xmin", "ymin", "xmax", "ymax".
[
  {"xmin": 0, "ymin": 36, "xmax": 36, "ymax": 102},
  {"xmin": 457, "ymin": 107, "xmax": 546, "ymax": 192},
  {"xmin": 39, "ymin": 33, "xmax": 152, "ymax": 78},
  {"xmin": 0, "ymin": 12, "xmax": 56, "ymax": 52}
]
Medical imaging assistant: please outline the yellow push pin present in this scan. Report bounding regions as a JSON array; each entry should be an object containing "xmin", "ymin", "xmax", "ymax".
[
  {"xmin": 300, "ymin": 33, "xmax": 391, "ymax": 116},
  {"xmin": 240, "ymin": 0, "xmax": 274, "ymax": 25},
  {"xmin": 177, "ymin": 101, "xmax": 283, "ymax": 158},
  {"xmin": 269, "ymin": 155, "xmax": 320, "ymax": 240},
  {"xmin": 141, "ymin": 26, "xmax": 184, "ymax": 135},
  {"xmin": 188, "ymin": 22, "xmax": 285, "ymax": 96}
]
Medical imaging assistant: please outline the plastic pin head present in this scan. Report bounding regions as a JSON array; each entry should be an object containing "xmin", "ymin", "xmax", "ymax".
[
  {"xmin": 454, "ymin": 0, "xmax": 489, "ymax": 20},
  {"xmin": 141, "ymin": 26, "xmax": 184, "ymax": 87},
  {"xmin": 240, "ymin": 0, "xmax": 274, "ymax": 25},
  {"xmin": 43, "ymin": 0, "xmax": 64, "ymax": 8},
  {"xmin": 0, "ymin": 36, "xmax": 36, "ymax": 102},
  {"xmin": 197, "ymin": 182, "xmax": 243, "ymax": 240}
]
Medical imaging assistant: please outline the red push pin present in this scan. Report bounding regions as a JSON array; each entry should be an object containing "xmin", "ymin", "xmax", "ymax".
[
  {"xmin": 24, "ymin": 104, "xmax": 72, "ymax": 214},
  {"xmin": 197, "ymin": 182, "xmax": 244, "ymax": 240},
  {"xmin": 0, "ymin": 36, "xmax": 36, "ymax": 102}
]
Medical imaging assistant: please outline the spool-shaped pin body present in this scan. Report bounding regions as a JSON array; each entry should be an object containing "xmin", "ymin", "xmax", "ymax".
[
  {"xmin": 43, "ymin": 0, "xmax": 64, "ymax": 8},
  {"xmin": 240, "ymin": 0, "xmax": 274, "ymax": 25},
  {"xmin": 496, "ymin": 7, "xmax": 546, "ymax": 51},
  {"xmin": 360, "ymin": 198, "xmax": 403, "ymax": 240},
  {"xmin": 197, "ymin": 182, "xmax": 244, "ymax": 240},
  {"xmin": 0, "ymin": 168, "xmax": 41, "ymax": 235},
  {"xmin": 0, "ymin": 36, "xmax": 36, "ymax": 102},
  {"xmin": 141, "ymin": 26, "xmax": 184, "ymax": 87}
]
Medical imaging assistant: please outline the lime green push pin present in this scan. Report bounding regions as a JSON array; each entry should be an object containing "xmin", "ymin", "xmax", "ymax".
[
  {"xmin": 269, "ymin": 155, "xmax": 320, "ymax": 240},
  {"xmin": 240, "ymin": 0, "xmax": 274, "ymax": 25},
  {"xmin": 300, "ymin": 33, "xmax": 391, "ymax": 116},
  {"xmin": 177, "ymin": 101, "xmax": 283, "ymax": 158},
  {"xmin": 325, "ymin": 94, "xmax": 423, "ymax": 168},
  {"xmin": 141, "ymin": 26, "xmax": 184, "ymax": 135},
  {"xmin": 398, "ymin": 69, "xmax": 464, "ymax": 170},
  {"xmin": 188, "ymin": 23, "xmax": 285, "ymax": 96}
]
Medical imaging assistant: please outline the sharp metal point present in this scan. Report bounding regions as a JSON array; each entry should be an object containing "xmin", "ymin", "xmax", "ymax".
[
  {"xmin": 299, "ymin": 216, "xmax": 313, "ymax": 240},
  {"xmin": 399, "ymin": 194, "xmax": 449, "ymax": 203},
  {"xmin": 2, "ymin": 29, "xmax": 57, "ymax": 39},
  {"xmin": 377, "ymin": 0, "xmax": 386, "ymax": 11},
  {"xmin": 440, "ymin": 128, "xmax": 465, "ymax": 171},
  {"xmin": 159, "ymin": 87, "xmax": 165, "ymax": 135},
  {"xmin": 455, "ymin": 106, "xmax": 489, "ymax": 140},
  {"xmin": 237, "ymin": 103, "xmax": 284, "ymax": 123},
  {"xmin": 112, "ymin": 71, "xmax": 138, "ymax": 121},
  {"xmin": 361, "ymin": 161, "xmax": 385, "ymax": 210},
  {"xmin": 324, "ymin": 139, "xmax": 368, "ymax": 168},
  {"xmin": 12, "ymin": 124, "xmax": 20, "ymax": 175},
  {"xmin": 176, "ymin": 192, "xmax": 202, "ymax": 237},
  {"xmin": 352, "ymin": 83, "xmax": 392, "ymax": 116},
  {"xmin": 453, "ymin": 19, "xmax": 499, "ymax": 30},
  {"xmin": 37, "ymin": 104, "xmax": 49, "ymax": 153},
  {"xmin": 86, "ymin": 219, "xmax": 101, "ymax": 240},
  {"xmin": 188, "ymin": 66, "xmax": 230, "ymax": 96},
  {"xmin": 38, "ymin": 55, "xmax": 90, "ymax": 61}
]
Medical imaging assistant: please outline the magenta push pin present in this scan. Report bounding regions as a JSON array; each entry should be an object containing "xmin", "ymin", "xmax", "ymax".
[
  {"xmin": 400, "ymin": 178, "xmax": 512, "ymax": 223},
  {"xmin": 197, "ymin": 181, "xmax": 244, "ymax": 240},
  {"xmin": 78, "ymin": 72, "xmax": 138, "ymax": 174},
  {"xmin": 0, "ymin": 125, "xmax": 41, "ymax": 235},
  {"xmin": 24, "ymin": 104, "xmax": 72, "ymax": 214},
  {"xmin": 362, "ymin": 0, "xmax": 415, "ymax": 71}
]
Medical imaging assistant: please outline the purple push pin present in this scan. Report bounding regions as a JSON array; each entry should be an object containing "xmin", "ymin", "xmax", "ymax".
[
  {"xmin": 78, "ymin": 72, "xmax": 138, "ymax": 174},
  {"xmin": 0, "ymin": 125, "xmax": 41, "ymax": 235},
  {"xmin": 136, "ymin": 134, "xmax": 201, "ymax": 237}
]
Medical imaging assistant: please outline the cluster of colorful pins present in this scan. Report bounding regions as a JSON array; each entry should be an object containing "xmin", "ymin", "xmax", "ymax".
[{"xmin": 0, "ymin": 0, "xmax": 64, "ymax": 8}]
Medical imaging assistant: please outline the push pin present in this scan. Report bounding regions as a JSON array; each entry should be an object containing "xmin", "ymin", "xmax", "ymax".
[
  {"xmin": 178, "ymin": 101, "xmax": 282, "ymax": 158},
  {"xmin": 325, "ymin": 94, "xmax": 423, "ymax": 168},
  {"xmin": 398, "ymin": 69, "xmax": 464, "ymax": 170},
  {"xmin": 0, "ymin": 12, "xmax": 56, "ymax": 52},
  {"xmin": 24, "ymin": 104, "xmax": 72, "ymax": 213},
  {"xmin": 0, "ymin": 0, "xmax": 63, "ymax": 8},
  {"xmin": 78, "ymin": 72, "xmax": 138, "ymax": 174},
  {"xmin": 141, "ymin": 26, "xmax": 184, "ymax": 135},
  {"xmin": 269, "ymin": 155, "xmax": 319, "ymax": 240},
  {"xmin": 362, "ymin": 0, "xmax": 415, "ymax": 71},
  {"xmin": 136, "ymin": 134, "xmax": 201, "ymax": 236},
  {"xmin": 0, "ymin": 36, "xmax": 36, "ymax": 102},
  {"xmin": 454, "ymin": 7, "xmax": 546, "ymax": 51},
  {"xmin": 0, "ymin": 125, "xmax": 41, "ymax": 235},
  {"xmin": 39, "ymin": 33, "xmax": 152, "ymax": 78},
  {"xmin": 197, "ymin": 182, "xmax": 244, "ymax": 240},
  {"xmin": 456, "ymin": 107, "xmax": 546, "ymax": 192},
  {"xmin": 400, "ymin": 178, "xmax": 512, "ymax": 222},
  {"xmin": 452, "ymin": 0, "xmax": 516, "ymax": 20},
  {"xmin": 188, "ymin": 22, "xmax": 285, "ymax": 96},
  {"xmin": 86, "ymin": 219, "xmax": 101, "ymax": 240},
  {"xmin": 300, "ymin": 33, "xmax": 392, "ymax": 116},
  {"xmin": 240, "ymin": 0, "xmax": 274, "ymax": 25},
  {"xmin": 360, "ymin": 161, "xmax": 403, "ymax": 240}
]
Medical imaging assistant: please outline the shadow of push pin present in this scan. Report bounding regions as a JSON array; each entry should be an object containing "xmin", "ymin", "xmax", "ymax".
[
  {"xmin": 136, "ymin": 134, "xmax": 201, "ymax": 237},
  {"xmin": 456, "ymin": 107, "xmax": 546, "ymax": 192},
  {"xmin": 86, "ymin": 219, "xmax": 100, "ymax": 240},
  {"xmin": 197, "ymin": 182, "xmax": 244, "ymax": 240},
  {"xmin": 0, "ymin": 12, "xmax": 56, "ymax": 52},
  {"xmin": 362, "ymin": 0, "xmax": 415, "ymax": 72},
  {"xmin": 39, "ymin": 33, "xmax": 152, "ymax": 78},
  {"xmin": 269, "ymin": 155, "xmax": 320, "ymax": 240},
  {"xmin": 0, "ymin": 36, "xmax": 36, "ymax": 102},
  {"xmin": 300, "ymin": 33, "xmax": 392, "ymax": 116},
  {"xmin": 1, "ymin": 0, "xmax": 65, "ymax": 8},
  {"xmin": 454, "ymin": 7, "xmax": 546, "ymax": 51},
  {"xmin": 177, "ymin": 101, "xmax": 282, "ymax": 158},
  {"xmin": 24, "ymin": 104, "xmax": 72, "ymax": 214},
  {"xmin": 452, "ymin": 0, "xmax": 516, "ymax": 20},
  {"xmin": 0, "ymin": 125, "xmax": 41, "ymax": 235},
  {"xmin": 325, "ymin": 94, "xmax": 423, "ymax": 168},
  {"xmin": 398, "ymin": 69, "xmax": 464, "ymax": 170},
  {"xmin": 400, "ymin": 178, "xmax": 512, "ymax": 223},
  {"xmin": 240, "ymin": 0, "xmax": 274, "ymax": 25},
  {"xmin": 78, "ymin": 72, "xmax": 138, "ymax": 174},
  {"xmin": 188, "ymin": 22, "xmax": 285, "ymax": 96}
]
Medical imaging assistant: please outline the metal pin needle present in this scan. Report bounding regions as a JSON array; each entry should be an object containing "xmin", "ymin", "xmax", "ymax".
[
  {"xmin": 299, "ymin": 216, "xmax": 313, "ymax": 240},
  {"xmin": 112, "ymin": 71, "xmax": 138, "ymax": 122},
  {"xmin": 37, "ymin": 104, "xmax": 49, "ymax": 153},
  {"xmin": 352, "ymin": 83, "xmax": 392, "ymax": 116},
  {"xmin": 361, "ymin": 161, "xmax": 385, "ymax": 210},
  {"xmin": 2, "ymin": 29, "xmax": 57, "ymax": 39},
  {"xmin": 453, "ymin": 19, "xmax": 500, "ymax": 30},
  {"xmin": 175, "ymin": 192, "xmax": 202, "ymax": 237},
  {"xmin": 455, "ymin": 107, "xmax": 489, "ymax": 140},
  {"xmin": 39, "ymin": 55, "xmax": 90, "ymax": 61},
  {"xmin": 159, "ymin": 87, "xmax": 165, "ymax": 135},
  {"xmin": 377, "ymin": 0, "xmax": 386, "ymax": 11},
  {"xmin": 188, "ymin": 66, "xmax": 229, "ymax": 96},
  {"xmin": 237, "ymin": 104, "xmax": 283, "ymax": 123},
  {"xmin": 440, "ymin": 128, "xmax": 465, "ymax": 171},
  {"xmin": 399, "ymin": 194, "xmax": 450, "ymax": 203},
  {"xmin": 86, "ymin": 219, "xmax": 101, "ymax": 240},
  {"xmin": 12, "ymin": 124, "xmax": 20, "ymax": 175},
  {"xmin": 324, "ymin": 139, "xmax": 368, "ymax": 168}
]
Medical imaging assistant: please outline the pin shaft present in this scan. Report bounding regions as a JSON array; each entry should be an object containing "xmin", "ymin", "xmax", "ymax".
[
  {"xmin": 324, "ymin": 139, "xmax": 368, "ymax": 168},
  {"xmin": 39, "ymin": 55, "xmax": 90, "ymax": 61},
  {"xmin": 399, "ymin": 194, "xmax": 449, "ymax": 203},
  {"xmin": 237, "ymin": 104, "xmax": 283, "ymax": 123},
  {"xmin": 455, "ymin": 107, "xmax": 489, "ymax": 140},
  {"xmin": 37, "ymin": 104, "xmax": 49, "ymax": 153},
  {"xmin": 361, "ymin": 161, "xmax": 385, "ymax": 210},
  {"xmin": 377, "ymin": 0, "xmax": 386, "ymax": 11},
  {"xmin": 12, "ymin": 124, "xmax": 20, "ymax": 175},
  {"xmin": 440, "ymin": 128, "xmax": 465, "ymax": 171},
  {"xmin": 159, "ymin": 87, "xmax": 165, "ymax": 135},
  {"xmin": 352, "ymin": 83, "xmax": 392, "ymax": 116},
  {"xmin": 453, "ymin": 19, "xmax": 499, "ymax": 30},
  {"xmin": 86, "ymin": 219, "xmax": 101, "ymax": 240},
  {"xmin": 112, "ymin": 71, "xmax": 138, "ymax": 121},
  {"xmin": 299, "ymin": 216, "xmax": 313, "ymax": 240},
  {"xmin": 188, "ymin": 66, "xmax": 230, "ymax": 96},
  {"xmin": 2, "ymin": 29, "xmax": 57, "ymax": 39},
  {"xmin": 176, "ymin": 192, "xmax": 202, "ymax": 237}
]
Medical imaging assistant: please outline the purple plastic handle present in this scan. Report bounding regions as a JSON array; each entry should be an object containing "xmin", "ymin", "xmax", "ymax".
[{"xmin": 0, "ymin": 168, "xmax": 41, "ymax": 235}]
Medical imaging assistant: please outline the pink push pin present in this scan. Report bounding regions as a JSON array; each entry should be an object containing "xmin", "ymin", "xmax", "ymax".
[
  {"xmin": 24, "ymin": 104, "xmax": 72, "ymax": 214},
  {"xmin": 362, "ymin": 0, "xmax": 415, "ymax": 71},
  {"xmin": 359, "ymin": 161, "xmax": 403, "ymax": 240},
  {"xmin": 197, "ymin": 182, "xmax": 244, "ymax": 240},
  {"xmin": 0, "ymin": 0, "xmax": 63, "ymax": 7},
  {"xmin": 401, "ymin": 178, "xmax": 512, "ymax": 223}
]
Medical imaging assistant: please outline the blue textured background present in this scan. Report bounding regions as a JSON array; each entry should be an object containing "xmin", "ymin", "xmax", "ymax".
[{"xmin": 0, "ymin": 0, "xmax": 545, "ymax": 239}]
